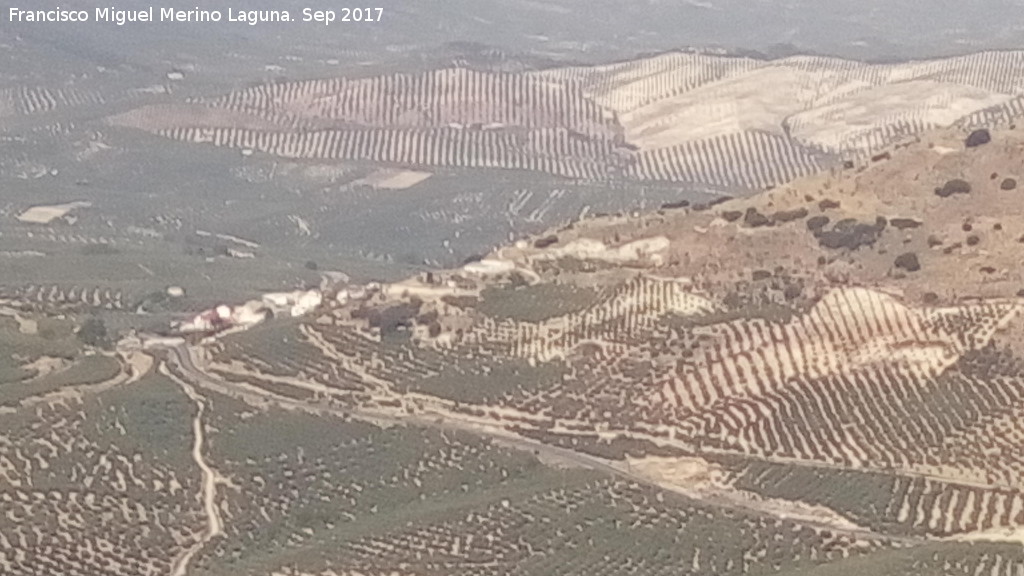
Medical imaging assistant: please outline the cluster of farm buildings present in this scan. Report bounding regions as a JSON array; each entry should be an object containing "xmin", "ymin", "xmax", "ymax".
[{"xmin": 175, "ymin": 289, "xmax": 323, "ymax": 333}]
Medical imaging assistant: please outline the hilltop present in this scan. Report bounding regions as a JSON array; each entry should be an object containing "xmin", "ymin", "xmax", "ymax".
[{"xmin": 498, "ymin": 124, "xmax": 1024, "ymax": 305}]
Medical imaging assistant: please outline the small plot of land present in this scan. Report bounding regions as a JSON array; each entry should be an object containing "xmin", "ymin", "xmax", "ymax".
[
  {"xmin": 1, "ymin": 353, "xmax": 122, "ymax": 406},
  {"xmin": 476, "ymin": 282, "xmax": 602, "ymax": 322},
  {"xmin": 403, "ymin": 356, "xmax": 566, "ymax": 403},
  {"xmin": 354, "ymin": 168, "xmax": 433, "ymax": 189},
  {"xmin": 0, "ymin": 314, "xmax": 123, "ymax": 406},
  {"xmin": 16, "ymin": 201, "xmax": 91, "ymax": 224}
]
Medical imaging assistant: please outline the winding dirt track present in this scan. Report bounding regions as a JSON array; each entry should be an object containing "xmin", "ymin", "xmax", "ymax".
[{"xmin": 164, "ymin": 363, "xmax": 225, "ymax": 576}]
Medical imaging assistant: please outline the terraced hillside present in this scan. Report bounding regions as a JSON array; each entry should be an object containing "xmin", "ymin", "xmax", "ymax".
[
  {"xmin": 108, "ymin": 50, "xmax": 1024, "ymax": 192},
  {"xmin": 0, "ymin": 85, "xmax": 108, "ymax": 118},
  {"xmin": 9, "ymin": 29, "xmax": 1024, "ymax": 574},
  {"xmin": 109, "ymin": 68, "xmax": 627, "ymax": 181},
  {"xmin": 170, "ymin": 124, "xmax": 1024, "ymax": 574},
  {"xmin": 5, "ymin": 124, "xmax": 1024, "ymax": 576},
  {"xmin": 180, "ymin": 392, "xmax": 895, "ymax": 576}
]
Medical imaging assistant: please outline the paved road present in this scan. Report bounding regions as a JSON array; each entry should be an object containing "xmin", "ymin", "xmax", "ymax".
[{"xmin": 162, "ymin": 343, "xmax": 926, "ymax": 546}]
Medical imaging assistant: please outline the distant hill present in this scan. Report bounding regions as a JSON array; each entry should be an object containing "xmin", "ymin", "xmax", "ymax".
[{"xmin": 104, "ymin": 49, "xmax": 1024, "ymax": 195}]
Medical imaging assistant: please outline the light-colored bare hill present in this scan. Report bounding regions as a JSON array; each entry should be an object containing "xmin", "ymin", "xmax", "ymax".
[{"xmin": 535, "ymin": 50, "xmax": 1024, "ymax": 156}]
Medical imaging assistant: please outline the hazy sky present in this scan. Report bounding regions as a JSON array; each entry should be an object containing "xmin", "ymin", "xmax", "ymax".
[{"xmin": 4, "ymin": 0, "xmax": 1024, "ymax": 62}]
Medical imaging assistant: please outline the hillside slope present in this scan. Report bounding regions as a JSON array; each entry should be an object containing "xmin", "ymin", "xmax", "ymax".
[{"xmin": 175, "ymin": 125, "xmax": 1024, "ymax": 575}]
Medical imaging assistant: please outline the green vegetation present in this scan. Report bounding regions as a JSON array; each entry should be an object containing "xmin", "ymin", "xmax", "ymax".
[
  {"xmin": 77, "ymin": 316, "xmax": 110, "ymax": 348},
  {"xmin": 711, "ymin": 455, "xmax": 908, "ymax": 534},
  {"xmin": 191, "ymin": 396, "xmax": 557, "ymax": 575},
  {"xmin": 0, "ymin": 353, "xmax": 122, "ymax": 406},
  {"xmin": 0, "ymin": 357, "xmax": 32, "ymax": 385},
  {"xmin": 801, "ymin": 541, "xmax": 1024, "ymax": 576},
  {"xmin": 79, "ymin": 243, "xmax": 121, "ymax": 256},
  {"xmin": 477, "ymin": 282, "xmax": 601, "ymax": 321},
  {"xmin": 0, "ymin": 366, "xmax": 202, "ymax": 573},
  {"xmin": 3, "ymin": 47, "xmax": 1024, "ymax": 576},
  {"xmin": 0, "ymin": 315, "xmax": 81, "ymax": 359},
  {"xmin": 404, "ymin": 356, "xmax": 565, "ymax": 403},
  {"xmin": 0, "ymin": 313, "xmax": 105, "ymax": 405},
  {"xmin": 192, "ymin": 393, "xmax": 891, "ymax": 576},
  {"xmin": 98, "ymin": 371, "xmax": 198, "ymax": 468}
]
